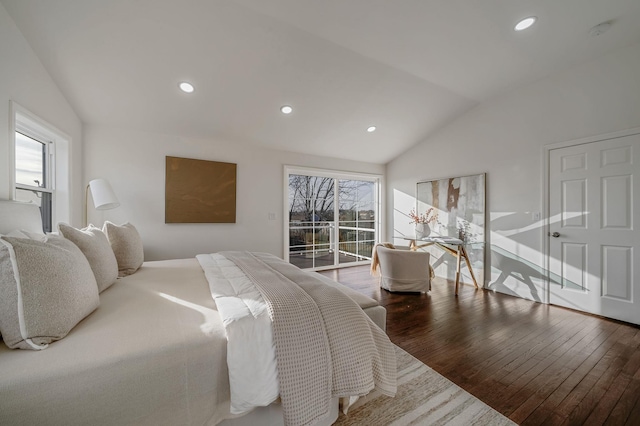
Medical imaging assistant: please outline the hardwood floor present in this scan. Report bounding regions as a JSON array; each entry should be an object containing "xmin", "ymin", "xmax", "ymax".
[{"xmin": 318, "ymin": 265, "xmax": 640, "ymax": 425}]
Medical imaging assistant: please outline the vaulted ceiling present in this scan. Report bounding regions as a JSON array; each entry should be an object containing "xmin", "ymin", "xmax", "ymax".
[{"xmin": 3, "ymin": 0, "xmax": 640, "ymax": 163}]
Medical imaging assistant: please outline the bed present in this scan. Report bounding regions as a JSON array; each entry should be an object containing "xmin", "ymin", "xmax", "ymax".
[{"xmin": 0, "ymin": 200, "xmax": 393, "ymax": 426}]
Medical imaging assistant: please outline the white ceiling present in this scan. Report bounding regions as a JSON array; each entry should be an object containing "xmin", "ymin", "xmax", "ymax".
[{"xmin": 3, "ymin": 0, "xmax": 640, "ymax": 164}]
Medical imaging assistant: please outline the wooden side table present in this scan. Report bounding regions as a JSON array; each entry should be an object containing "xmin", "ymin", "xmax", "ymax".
[{"xmin": 403, "ymin": 236, "xmax": 479, "ymax": 296}]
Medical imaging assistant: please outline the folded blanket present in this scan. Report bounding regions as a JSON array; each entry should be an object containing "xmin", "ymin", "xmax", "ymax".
[
  {"xmin": 199, "ymin": 252, "xmax": 397, "ymax": 426},
  {"xmin": 370, "ymin": 242, "xmax": 396, "ymax": 277}
]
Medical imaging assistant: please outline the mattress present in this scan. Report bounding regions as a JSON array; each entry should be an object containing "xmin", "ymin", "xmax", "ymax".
[{"xmin": 0, "ymin": 258, "xmax": 231, "ymax": 426}]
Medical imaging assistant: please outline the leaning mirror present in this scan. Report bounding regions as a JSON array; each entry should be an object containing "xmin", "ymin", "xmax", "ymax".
[{"xmin": 416, "ymin": 173, "xmax": 486, "ymax": 287}]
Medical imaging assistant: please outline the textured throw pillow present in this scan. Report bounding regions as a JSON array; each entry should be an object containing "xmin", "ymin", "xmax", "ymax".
[
  {"xmin": 58, "ymin": 223, "xmax": 119, "ymax": 293},
  {"xmin": 103, "ymin": 221, "xmax": 144, "ymax": 277},
  {"xmin": 0, "ymin": 236, "xmax": 100, "ymax": 350}
]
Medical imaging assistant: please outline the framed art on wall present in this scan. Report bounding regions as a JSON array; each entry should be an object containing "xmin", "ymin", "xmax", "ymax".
[
  {"xmin": 165, "ymin": 156, "xmax": 237, "ymax": 223},
  {"xmin": 416, "ymin": 173, "xmax": 486, "ymax": 286}
]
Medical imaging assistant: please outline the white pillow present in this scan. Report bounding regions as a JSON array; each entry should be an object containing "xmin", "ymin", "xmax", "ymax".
[
  {"xmin": 103, "ymin": 222, "xmax": 144, "ymax": 277},
  {"xmin": 58, "ymin": 223, "xmax": 119, "ymax": 293},
  {"xmin": 0, "ymin": 200, "xmax": 45, "ymax": 236},
  {"xmin": 0, "ymin": 235, "xmax": 100, "ymax": 350},
  {"xmin": 4, "ymin": 229, "xmax": 48, "ymax": 241}
]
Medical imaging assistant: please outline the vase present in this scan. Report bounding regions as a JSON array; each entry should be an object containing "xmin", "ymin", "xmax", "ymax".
[{"xmin": 415, "ymin": 223, "xmax": 431, "ymax": 240}]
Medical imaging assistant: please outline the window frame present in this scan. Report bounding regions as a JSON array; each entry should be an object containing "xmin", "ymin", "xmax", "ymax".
[{"xmin": 9, "ymin": 101, "xmax": 71, "ymax": 232}]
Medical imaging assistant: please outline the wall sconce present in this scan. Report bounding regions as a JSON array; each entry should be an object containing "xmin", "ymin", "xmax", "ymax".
[{"xmin": 85, "ymin": 178, "xmax": 120, "ymax": 226}]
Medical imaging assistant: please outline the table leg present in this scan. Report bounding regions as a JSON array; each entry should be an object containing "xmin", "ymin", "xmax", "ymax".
[
  {"xmin": 455, "ymin": 245, "xmax": 462, "ymax": 296},
  {"xmin": 460, "ymin": 246, "xmax": 479, "ymax": 289}
]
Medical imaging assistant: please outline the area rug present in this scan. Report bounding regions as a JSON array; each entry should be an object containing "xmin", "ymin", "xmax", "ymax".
[{"xmin": 334, "ymin": 345, "xmax": 516, "ymax": 425}]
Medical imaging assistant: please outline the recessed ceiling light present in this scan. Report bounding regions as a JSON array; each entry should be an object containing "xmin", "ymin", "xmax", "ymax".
[
  {"xmin": 514, "ymin": 16, "xmax": 537, "ymax": 31},
  {"xmin": 367, "ymin": 126, "xmax": 376, "ymax": 133},
  {"xmin": 179, "ymin": 82, "xmax": 194, "ymax": 93},
  {"xmin": 281, "ymin": 105, "xmax": 293, "ymax": 114}
]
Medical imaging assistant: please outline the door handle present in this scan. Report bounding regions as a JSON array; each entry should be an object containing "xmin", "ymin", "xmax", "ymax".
[{"xmin": 550, "ymin": 232, "xmax": 561, "ymax": 238}]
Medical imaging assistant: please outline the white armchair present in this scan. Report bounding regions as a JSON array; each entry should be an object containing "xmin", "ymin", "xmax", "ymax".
[{"xmin": 374, "ymin": 245, "xmax": 431, "ymax": 293}]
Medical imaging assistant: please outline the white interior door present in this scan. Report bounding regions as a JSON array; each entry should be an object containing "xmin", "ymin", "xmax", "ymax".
[{"xmin": 548, "ymin": 133, "xmax": 640, "ymax": 325}]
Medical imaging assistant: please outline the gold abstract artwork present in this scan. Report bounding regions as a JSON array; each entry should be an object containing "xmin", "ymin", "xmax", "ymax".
[{"xmin": 165, "ymin": 156, "xmax": 237, "ymax": 223}]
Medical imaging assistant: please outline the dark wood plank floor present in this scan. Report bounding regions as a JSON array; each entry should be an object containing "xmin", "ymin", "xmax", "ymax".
[{"xmin": 318, "ymin": 265, "xmax": 640, "ymax": 426}]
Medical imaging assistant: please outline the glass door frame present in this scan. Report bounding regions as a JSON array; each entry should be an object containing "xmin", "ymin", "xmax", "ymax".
[{"xmin": 284, "ymin": 165, "xmax": 383, "ymax": 271}]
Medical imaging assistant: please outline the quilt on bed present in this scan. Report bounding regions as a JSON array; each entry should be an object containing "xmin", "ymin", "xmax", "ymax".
[{"xmin": 197, "ymin": 251, "xmax": 397, "ymax": 426}]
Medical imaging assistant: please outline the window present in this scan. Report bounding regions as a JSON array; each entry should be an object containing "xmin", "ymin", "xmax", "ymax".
[
  {"xmin": 14, "ymin": 130, "xmax": 54, "ymax": 232},
  {"xmin": 10, "ymin": 102, "xmax": 71, "ymax": 233},
  {"xmin": 285, "ymin": 166, "xmax": 381, "ymax": 271}
]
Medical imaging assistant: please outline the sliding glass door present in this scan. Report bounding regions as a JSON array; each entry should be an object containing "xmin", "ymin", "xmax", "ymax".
[
  {"xmin": 286, "ymin": 168, "xmax": 379, "ymax": 270},
  {"xmin": 337, "ymin": 179, "xmax": 376, "ymax": 266}
]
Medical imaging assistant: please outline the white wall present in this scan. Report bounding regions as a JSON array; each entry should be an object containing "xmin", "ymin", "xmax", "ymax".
[
  {"xmin": 387, "ymin": 41, "xmax": 640, "ymax": 302},
  {"xmin": 84, "ymin": 125, "xmax": 384, "ymax": 260},
  {"xmin": 0, "ymin": 3, "xmax": 83, "ymax": 223}
]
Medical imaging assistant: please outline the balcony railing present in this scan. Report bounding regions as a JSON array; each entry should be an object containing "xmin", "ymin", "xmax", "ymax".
[{"xmin": 289, "ymin": 221, "xmax": 374, "ymax": 269}]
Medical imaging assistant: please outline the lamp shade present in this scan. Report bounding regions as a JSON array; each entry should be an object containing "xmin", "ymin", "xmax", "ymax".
[{"xmin": 88, "ymin": 179, "xmax": 120, "ymax": 210}]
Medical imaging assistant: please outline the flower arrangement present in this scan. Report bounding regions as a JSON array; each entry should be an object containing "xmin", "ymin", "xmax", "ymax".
[{"xmin": 408, "ymin": 207, "xmax": 438, "ymax": 225}]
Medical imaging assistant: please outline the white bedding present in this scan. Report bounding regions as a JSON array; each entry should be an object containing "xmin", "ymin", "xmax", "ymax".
[
  {"xmin": 0, "ymin": 259, "xmax": 232, "ymax": 426},
  {"xmin": 196, "ymin": 252, "xmax": 279, "ymax": 415}
]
